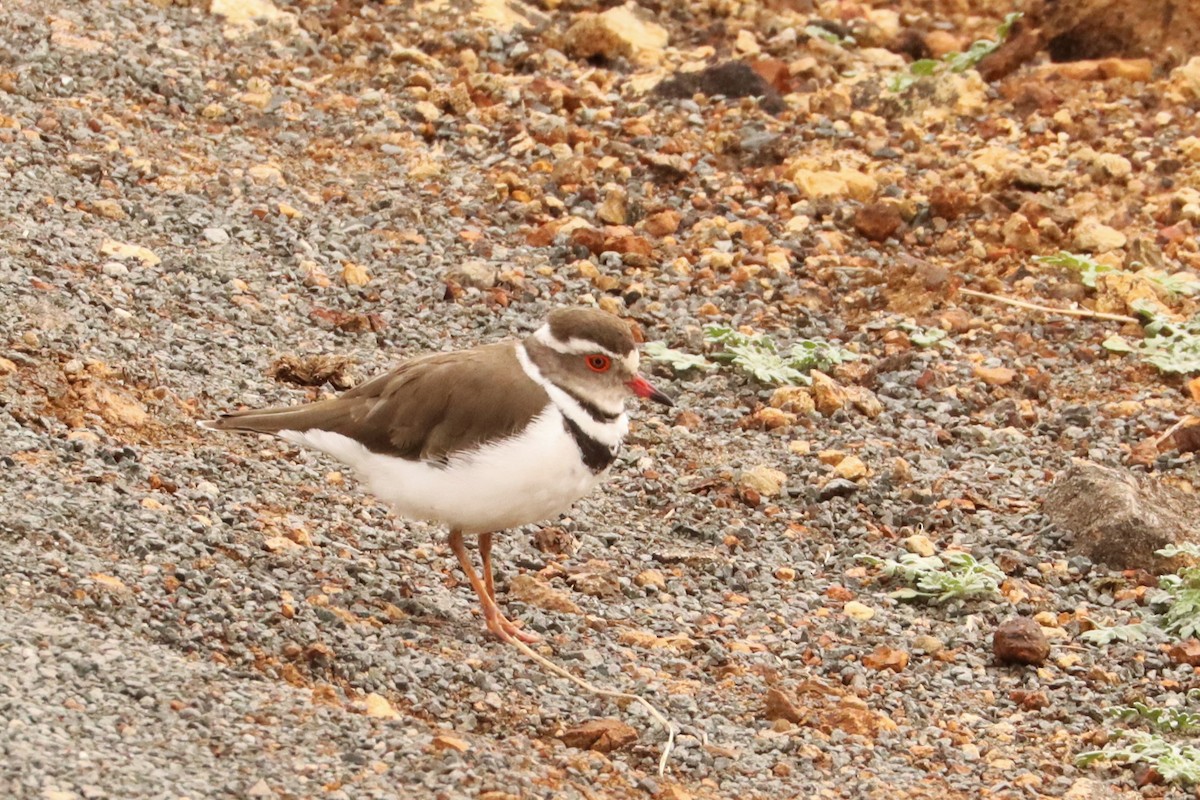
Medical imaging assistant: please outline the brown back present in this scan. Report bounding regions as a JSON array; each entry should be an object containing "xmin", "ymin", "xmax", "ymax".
[{"xmin": 210, "ymin": 342, "xmax": 550, "ymax": 463}]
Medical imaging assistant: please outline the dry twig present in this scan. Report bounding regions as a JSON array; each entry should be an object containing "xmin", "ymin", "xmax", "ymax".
[
  {"xmin": 959, "ymin": 289, "xmax": 1139, "ymax": 324},
  {"xmin": 1155, "ymin": 415, "xmax": 1197, "ymax": 449},
  {"xmin": 509, "ymin": 638, "xmax": 677, "ymax": 776}
]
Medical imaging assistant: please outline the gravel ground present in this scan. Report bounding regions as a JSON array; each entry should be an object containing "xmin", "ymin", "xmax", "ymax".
[{"xmin": 3, "ymin": 0, "xmax": 1200, "ymax": 798}]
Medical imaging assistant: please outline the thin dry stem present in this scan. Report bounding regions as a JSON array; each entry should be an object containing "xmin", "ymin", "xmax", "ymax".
[
  {"xmin": 509, "ymin": 638, "xmax": 677, "ymax": 776},
  {"xmin": 959, "ymin": 288, "xmax": 1140, "ymax": 324},
  {"xmin": 1155, "ymin": 415, "xmax": 1196, "ymax": 449}
]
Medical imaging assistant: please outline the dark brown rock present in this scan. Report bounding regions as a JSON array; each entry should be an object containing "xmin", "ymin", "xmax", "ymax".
[
  {"xmin": 655, "ymin": 62, "xmax": 784, "ymax": 114},
  {"xmin": 978, "ymin": 22, "xmax": 1044, "ymax": 81},
  {"xmin": 1009, "ymin": 689, "xmax": 1051, "ymax": 710},
  {"xmin": 568, "ymin": 225, "xmax": 606, "ymax": 255},
  {"xmin": 929, "ymin": 185, "xmax": 972, "ymax": 220},
  {"xmin": 1169, "ymin": 420, "xmax": 1200, "ymax": 455},
  {"xmin": 988, "ymin": 0, "xmax": 1200, "ymax": 78},
  {"xmin": 531, "ymin": 526, "xmax": 576, "ymax": 556},
  {"xmin": 270, "ymin": 354, "xmax": 356, "ymax": 390},
  {"xmin": 853, "ymin": 202, "xmax": 904, "ymax": 242},
  {"xmin": 1040, "ymin": 0, "xmax": 1200, "ymax": 66},
  {"xmin": 1043, "ymin": 460, "xmax": 1200, "ymax": 572},
  {"xmin": 993, "ymin": 617, "xmax": 1050, "ymax": 665}
]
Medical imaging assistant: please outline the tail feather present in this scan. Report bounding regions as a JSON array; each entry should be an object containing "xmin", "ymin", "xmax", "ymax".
[{"xmin": 198, "ymin": 401, "xmax": 347, "ymax": 436}]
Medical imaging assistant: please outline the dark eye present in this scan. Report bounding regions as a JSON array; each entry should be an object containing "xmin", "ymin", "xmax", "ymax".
[{"xmin": 585, "ymin": 355, "xmax": 611, "ymax": 372}]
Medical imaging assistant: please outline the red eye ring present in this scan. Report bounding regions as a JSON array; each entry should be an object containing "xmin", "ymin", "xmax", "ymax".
[{"xmin": 585, "ymin": 355, "xmax": 611, "ymax": 372}]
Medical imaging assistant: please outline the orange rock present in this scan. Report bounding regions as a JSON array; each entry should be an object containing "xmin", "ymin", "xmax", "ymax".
[
  {"xmin": 1168, "ymin": 639, "xmax": 1200, "ymax": 666},
  {"xmin": 644, "ymin": 209, "xmax": 682, "ymax": 236},
  {"xmin": 431, "ymin": 734, "xmax": 471, "ymax": 752},
  {"xmin": 975, "ymin": 365, "xmax": 1017, "ymax": 386},
  {"xmin": 740, "ymin": 407, "xmax": 797, "ymax": 430},
  {"xmin": 558, "ymin": 719, "xmax": 638, "ymax": 753},
  {"xmin": 364, "ymin": 693, "xmax": 401, "ymax": 720},
  {"xmin": 508, "ymin": 574, "xmax": 581, "ymax": 614},
  {"xmin": 89, "ymin": 573, "xmax": 129, "ymax": 592},
  {"xmin": 863, "ymin": 645, "xmax": 909, "ymax": 672},
  {"xmin": 810, "ymin": 371, "xmax": 847, "ymax": 415},
  {"xmin": 1034, "ymin": 58, "xmax": 1152, "ymax": 83},
  {"xmin": 604, "ymin": 234, "xmax": 653, "ymax": 256}
]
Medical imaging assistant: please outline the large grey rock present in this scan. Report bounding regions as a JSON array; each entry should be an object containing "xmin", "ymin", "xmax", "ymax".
[{"xmin": 1043, "ymin": 460, "xmax": 1200, "ymax": 572}]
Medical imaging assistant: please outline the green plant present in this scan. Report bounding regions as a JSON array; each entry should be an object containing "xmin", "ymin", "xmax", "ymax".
[
  {"xmin": 804, "ymin": 24, "xmax": 855, "ymax": 47},
  {"xmin": 943, "ymin": 12, "xmax": 1022, "ymax": 72},
  {"xmin": 1104, "ymin": 303, "xmax": 1200, "ymax": 376},
  {"xmin": 1148, "ymin": 271, "xmax": 1200, "ymax": 299},
  {"xmin": 1079, "ymin": 690, "xmax": 1200, "ymax": 785},
  {"xmin": 1034, "ymin": 251, "xmax": 1119, "ymax": 288},
  {"xmin": 858, "ymin": 551, "xmax": 1003, "ymax": 603},
  {"xmin": 1083, "ymin": 546, "xmax": 1200, "ymax": 646},
  {"xmin": 1036, "ymin": 251, "xmax": 1200, "ymax": 297},
  {"xmin": 641, "ymin": 342, "xmax": 718, "ymax": 374},
  {"xmin": 897, "ymin": 322, "xmax": 949, "ymax": 348},
  {"xmin": 1079, "ymin": 622, "xmax": 1158, "ymax": 645},
  {"xmin": 703, "ymin": 325, "xmax": 858, "ymax": 386},
  {"xmin": 889, "ymin": 12, "xmax": 1021, "ymax": 93},
  {"xmin": 1110, "ymin": 700, "xmax": 1200, "ymax": 735},
  {"xmin": 643, "ymin": 329, "xmax": 859, "ymax": 386},
  {"xmin": 789, "ymin": 338, "xmax": 860, "ymax": 371},
  {"xmin": 1078, "ymin": 731, "xmax": 1200, "ymax": 785},
  {"xmin": 1150, "ymin": 544, "xmax": 1200, "ymax": 638},
  {"xmin": 889, "ymin": 59, "xmax": 938, "ymax": 93}
]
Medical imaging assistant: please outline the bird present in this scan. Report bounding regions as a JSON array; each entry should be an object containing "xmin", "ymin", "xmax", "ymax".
[{"xmin": 201, "ymin": 307, "xmax": 674, "ymax": 643}]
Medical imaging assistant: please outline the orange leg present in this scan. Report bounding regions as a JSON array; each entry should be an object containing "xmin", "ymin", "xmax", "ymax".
[
  {"xmin": 479, "ymin": 532, "xmax": 498, "ymax": 602},
  {"xmin": 448, "ymin": 530, "xmax": 539, "ymax": 644}
]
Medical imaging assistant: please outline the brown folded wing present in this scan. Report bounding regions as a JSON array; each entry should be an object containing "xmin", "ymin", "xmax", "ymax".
[{"xmin": 208, "ymin": 342, "xmax": 550, "ymax": 464}]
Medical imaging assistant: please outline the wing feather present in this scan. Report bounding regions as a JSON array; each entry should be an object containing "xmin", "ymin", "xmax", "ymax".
[{"xmin": 205, "ymin": 342, "xmax": 549, "ymax": 464}]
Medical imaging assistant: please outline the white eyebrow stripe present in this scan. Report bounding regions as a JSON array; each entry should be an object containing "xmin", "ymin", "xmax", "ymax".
[
  {"xmin": 533, "ymin": 325, "xmax": 621, "ymax": 357},
  {"xmin": 516, "ymin": 342, "xmax": 628, "ymax": 446}
]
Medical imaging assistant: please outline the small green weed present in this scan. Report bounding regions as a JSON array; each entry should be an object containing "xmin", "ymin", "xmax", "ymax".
[
  {"xmin": 858, "ymin": 551, "xmax": 1003, "ymax": 604},
  {"xmin": 1036, "ymin": 250, "xmax": 1200, "ymax": 297},
  {"xmin": 1037, "ymin": 250, "xmax": 1200, "ymax": 374},
  {"xmin": 1078, "ymin": 731, "xmax": 1200, "ymax": 785},
  {"xmin": 642, "ymin": 328, "xmax": 859, "ymax": 386},
  {"xmin": 804, "ymin": 24, "xmax": 855, "ymax": 47},
  {"xmin": 1079, "ymin": 622, "xmax": 1158, "ymax": 646},
  {"xmin": 1084, "ymin": 545, "xmax": 1200, "ymax": 644},
  {"xmin": 1079, "ymin": 695, "xmax": 1200, "ymax": 786},
  {"xmin": 1110, "ymin": 698, "xmax": 1200, "ymax": 735},
  {"xmin": 889, "ymin": 12, "xmax": 1020, "ymax": 93},
  {"xmin": 1150, "ymin": 544, "xmax": 1200, "ymax": 639},
  {"xmin": 897, "ymin": 322, "xmax": 949, "ymax": 348},
  {"xmin": 703, "ymin": 326, "xmax": 858, "ymax": 386},
  {"xmin": 1033, "ymin": 251, "xmax": 1119, "ymax": 288},
  {"xmin": 1103, "ymin": 303, "xmax": 1200, "ymax": 376},
  {"xmin": 641, "ymin": 342, "xmax": 718, "ymax": 374}
]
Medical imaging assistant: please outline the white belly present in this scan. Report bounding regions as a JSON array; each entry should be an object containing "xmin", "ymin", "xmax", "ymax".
[{"xmin": 281, "ymin": 409, "xmax": 611, "ymax": 534}]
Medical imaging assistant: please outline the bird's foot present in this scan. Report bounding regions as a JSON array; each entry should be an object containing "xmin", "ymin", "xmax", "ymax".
[{"xmin": 485, "ymin": 610, "xmax": 541, "ymax": 644}]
